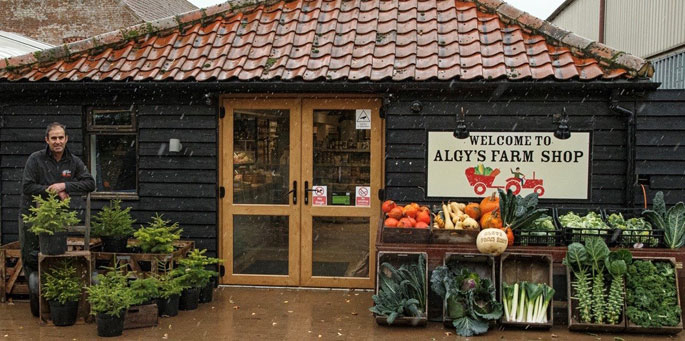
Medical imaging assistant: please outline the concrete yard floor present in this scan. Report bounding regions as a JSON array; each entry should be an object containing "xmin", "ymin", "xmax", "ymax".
[{"xmin": 1, "ymin": 287, "xmax": 683, "ymax": 340}]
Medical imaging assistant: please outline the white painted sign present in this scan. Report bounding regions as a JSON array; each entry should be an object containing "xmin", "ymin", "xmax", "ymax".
[
  {"xmin": 355, "ymin": 109, "xmax": 371, "ymax": 129},
  {"xmin": 312, "ymin": 185, "xmax": 327, "ymax": 206},
  {"xmin": 427, "ymin": 132, "xmax": 591, "ymax": 199},
  {"xmin": 355, "ymin": 186, "xmax": 371, "ymax": 207}
]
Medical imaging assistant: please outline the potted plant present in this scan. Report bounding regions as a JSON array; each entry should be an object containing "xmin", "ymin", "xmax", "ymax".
[
  {"xmin": 86, "ymin": 268, "xmax": 133, "ymax": 337},
  {"xmin": 22, "ymin": 192, "xmax": 80, "ymax": 255},
  {"xmin": 42, "ymin": 259, "xmax": 82, "ymax": 326},
  {"xmin": 180, "ymin": 248, "xmax": 223, "ymax": 303},
  {"xmin": 92, "ymin": 199, "xmax": 135, "ymax": 253},
  {"xmin": 133, "ymin": 213, "xmax": 182, "ymax": 254},
  {"xmin": 154, "ymin": 273, "xmax": 184, "ymax": 317},
  {"xmin": 128, "ymin": 276, "xmax": 159, "ymax": 306},
  {"xmin": 174, "ymin": 249, "xmax": 217, "ymax": 310}
]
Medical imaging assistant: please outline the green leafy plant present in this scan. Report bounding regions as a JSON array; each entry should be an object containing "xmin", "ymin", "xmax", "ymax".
[
  {"xmin": 498, "ymin": 189, "xmax": 547, "ymax": 231},
  {"xmin": 42, "ymin": 259, "xmax": 82, "ymax": 304},
  {"xmin": 563, "ymin": 242, "xmax": 592, "ymax": 323},
  {"xmin": 604, "ymin": 249, "xmax": 631, "ymax": 324},
  {"xmin": 134, "ymin": 213, "xmax": 182, "ymax": 253},
  {"xmin": 563, "ymin": 238, "xmax": 627, "ymax": 325},
  {"xmin": 22, "ymin": 192, "xmax": 80, "ymax": 235},
  {"xmin": 156, "ymin": 272, "xmax": 185, "ymax": 299},
  {"xmin": 519, "ymin": 214, "xmax": 556, "ymax": 246},
  {"xmin": 642, "ymin": 191, "xmax": 685, "ymax": 249},
  {"xmin": 431, "ymin": 266, "xmax": 502, "ymax": 336},
  {"xmin": 173, "ymin": 249, "xmax": 220, "ymax": 288},
  {"xmin": 86, "ymin": 267, "xmax": 133, "ymax": 317},
  {"xmin": 129, "ymin": 277, "xmax": 160, "ymax": 305},
  {"xmin": 502, "ymin": 281, "xmax": 554, "ymax": 323},
  {"xmin": 370, "ymin": 255, "xmax": 426, "ymax": 324},
  {"xmin": 92, "ymin": 199, "xmax": 135, "ymax": 238},
  {"xmin": 626, "ymin": 260, "xmax": 681, "ymax": 327}
]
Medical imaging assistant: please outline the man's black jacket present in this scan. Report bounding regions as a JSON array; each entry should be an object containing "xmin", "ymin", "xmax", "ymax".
[{"xmin": 20, "ymin": 146, "xmax": 95, "ymax": 212}]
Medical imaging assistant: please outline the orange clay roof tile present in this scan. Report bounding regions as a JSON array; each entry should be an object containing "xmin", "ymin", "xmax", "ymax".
[{"xmin": 0, "ymin": 0, "xmax": 653, "ymax": 82}]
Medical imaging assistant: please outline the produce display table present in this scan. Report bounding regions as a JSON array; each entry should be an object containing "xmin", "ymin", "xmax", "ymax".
[{"xmin": 375, "ymin": 226, "xmax": 685, "ymax": 325}]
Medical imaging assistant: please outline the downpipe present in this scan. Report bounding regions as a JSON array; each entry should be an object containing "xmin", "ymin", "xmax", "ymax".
[{"xmin": 609, "ymin": 100, "xmax": 636, "ymax": 207}]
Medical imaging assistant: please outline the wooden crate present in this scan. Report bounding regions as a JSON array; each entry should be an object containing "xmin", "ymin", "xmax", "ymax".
[
  {"xmin": 381, "ymin": 226, "xmax": 431, "ymax": 244},
  {"xmin": 499, "ymin": 253, "xmax": 553, "ymax": 329},
  {"xmin": 431, "ymin": 229, "xmax": 479, "ymax": 244},
  {"xmin": 1, "ymin": 241, "xmax": 28, "ymax": 302},
  {"xmin": 374, "ymin": 251, "xmax": 428, "ymax": 326},
  {"xmin": 625, "ymin": 257, "xmax": 683, "ymax": 335},
  {"xmin": 38, "ymin": 251, "xmax": 93, "ymax": 325},
  {"xmin": 566, "ymin": 266, "xmax": 626, "ymax": 332},
  {"xmin": 66, "ymin": 236, "xmax": 101, "ymax": 252},
  {"xmin": 92, "ymin": 240, "xmax": 194, "ymax": 276},
  {"xmin": 441, "ymin": 253, "xmax": 495, "ymax": 328},
  {"xmin": 124, "ymin": 303, "xmax": 158, "ymax": 329}
]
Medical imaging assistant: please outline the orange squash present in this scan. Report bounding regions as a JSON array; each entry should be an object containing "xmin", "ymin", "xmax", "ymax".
[
  {"xmin": 464, "ymin": 202, "xmax": 482, "ymax": 220},
  {"xmin": 480, "ymin": 210, "xmax": 503, "ymax": 229},
  {"xmin": 480, "ymin": 192, "xmax": 500, "ymax": 214}
]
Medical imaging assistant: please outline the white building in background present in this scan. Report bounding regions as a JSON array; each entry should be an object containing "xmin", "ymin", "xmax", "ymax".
[
  {"xmin": 548, "ymin": 0, "xmax": 685, "ymax": 89},
  {"xmin": 0, "ymin": 31, "xmax": 53, "ymax": 59}
]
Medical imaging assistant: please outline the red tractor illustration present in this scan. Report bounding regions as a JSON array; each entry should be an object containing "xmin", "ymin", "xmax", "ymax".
[{"xmin": 465, "ymin": 167, "xmax": 545, "ymax": 196}]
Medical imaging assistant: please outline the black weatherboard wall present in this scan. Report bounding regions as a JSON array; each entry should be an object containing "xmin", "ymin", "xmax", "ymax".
[
  {"xmin": 385, "ymin": 88, "xmax": 634, "ymax": 208},
  {"xmin": 0, "ymin": 88, "xmax": 218, "ymax": 256}
]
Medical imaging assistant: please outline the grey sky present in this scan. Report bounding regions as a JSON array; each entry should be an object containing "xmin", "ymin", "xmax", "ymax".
[{"xmin": 188, "ymin": 0, "xmax": 565, "ymax": 20}]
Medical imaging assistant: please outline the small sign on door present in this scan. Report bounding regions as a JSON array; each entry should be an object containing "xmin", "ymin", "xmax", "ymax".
[
  {"xmin": 355, "ymin": 186, "xmax": 371, "ymax": 207},
  {"xmin": 355, "ymin": 109, "xmax": 371, "ymax": 130},
  {"xmin": 312, "ymin": 185, "xmax": 327, "ymax": 206}
]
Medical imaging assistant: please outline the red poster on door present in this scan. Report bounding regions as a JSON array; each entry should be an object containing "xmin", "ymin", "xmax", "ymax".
[
  {"xmin": 355, "ymin": 186, "xmax": 370, "ymax": 207},
  {"xmin": 312, "ymin": 185, "xmax": 327, "ymax": 206}
]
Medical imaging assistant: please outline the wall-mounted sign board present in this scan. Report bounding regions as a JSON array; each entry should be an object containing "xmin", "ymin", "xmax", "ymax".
[{"xmin": 427, "ymin": 132, "xmax": 591, "ymax": 199}]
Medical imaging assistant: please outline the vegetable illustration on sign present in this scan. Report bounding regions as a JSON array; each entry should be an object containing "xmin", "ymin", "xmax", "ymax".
[{"xmin": 465, "ymin": 164, "xmax": 545, "ymax": 196}]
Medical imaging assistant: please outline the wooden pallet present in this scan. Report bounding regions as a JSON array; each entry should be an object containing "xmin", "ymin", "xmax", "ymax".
[
  {"xmin": 124, "ymin": 303, "xmax": 158, "ymax": 329},
  {"xmin": 1, "ymin": 241, "xmax": 27, "ymax": 302},
  {"xmin": 38, "ymin": 251, "xmax": 94, "ymax": 325},
  {"xmin": 92, "ymin": 240, "xmax": 194, "ymax": 276}
]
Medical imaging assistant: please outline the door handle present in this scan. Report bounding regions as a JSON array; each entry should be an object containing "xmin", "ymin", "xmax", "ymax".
[
  {"xmin": 303, "ymin": 181, "xmax": 317, "ymax": 205},
  {"xmin": 286, "ymin": 180, "xmax": 297, "ymax": 204}
]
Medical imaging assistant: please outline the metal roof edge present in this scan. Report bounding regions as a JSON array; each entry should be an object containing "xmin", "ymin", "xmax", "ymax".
[{"xmin": 546, "ymin": 0, "xmax": 576, "ymax": 22}]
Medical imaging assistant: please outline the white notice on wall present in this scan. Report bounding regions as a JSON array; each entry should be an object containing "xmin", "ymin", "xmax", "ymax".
[
  {"xmin": 355, "ymin": 109, "xmax": 371, "ymax": 129},
  {"xmin": 355, "ymin": 186, "xmax": 371, "ymax": 207},
  {"xmin": 312, "ymin": 185, "xmax": 327, "ymax": 206}
]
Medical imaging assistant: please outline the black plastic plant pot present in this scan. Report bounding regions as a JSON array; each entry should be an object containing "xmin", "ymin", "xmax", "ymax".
[
  {"xmin": 100, "ymin": 236, "xmax": 128, "ymax": 253},
  {"xmin": 199, "ymin": 278, "xmax": 215, "ymax": 303},
  {"xmin": 96, "ymin": 311, "xmax": 126, "ymax": 337},
  {"xmin": 179, "ymin": 287, "xmax": 200, "ymax": 311},
  {"xmin": 39, "ymin": 231, "xmax": 67, "ymax": 255},
  {"xmin": 157, "ymin": 294, "xmax": 180, "ymax": 317},
  {"xmin": 48, "ymin": 300, "xmax": 79, "ymax": 326}
]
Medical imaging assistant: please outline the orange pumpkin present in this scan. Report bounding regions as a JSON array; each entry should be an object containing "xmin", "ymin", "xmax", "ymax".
[
  {"xmin": 464, "ymin": 202, "xmax": 482, "ymax": 220},
  {"xmin": 480, "ymin": 192, "xmax": 500, "ymax": 214},
  {"xmin": 480, "ymin": 210, "xmax": 503, "ymax": 229}
]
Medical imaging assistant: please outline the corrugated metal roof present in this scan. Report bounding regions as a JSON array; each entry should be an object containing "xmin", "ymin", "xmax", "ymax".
[
  {"xmin": 0, "ymin": 0, "xmax": 653, "ymax": 82},
  {"xmin": 0, "ymin": 31, "xmax": 54, "ymax": 59}
]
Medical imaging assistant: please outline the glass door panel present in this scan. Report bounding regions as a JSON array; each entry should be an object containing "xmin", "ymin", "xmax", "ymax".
[
  {"xmin": 221, "ymin": 99, "xmax": 301, "ymax": 286},
  {"xmin": 312, "ymin": 216, "xmax": 369, "ymax": 277},
  {"xmin": 301, "ymin": 98, "xmax": 381, "ymax": 288},
  {"xmin": 233, "ymin": 109, "xmax": 290, "ymax": 205}
]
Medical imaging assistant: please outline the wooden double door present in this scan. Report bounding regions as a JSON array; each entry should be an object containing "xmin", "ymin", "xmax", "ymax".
[{"xmin": 220, "ymin": 97, "xmax": 382, "ymax": 288}]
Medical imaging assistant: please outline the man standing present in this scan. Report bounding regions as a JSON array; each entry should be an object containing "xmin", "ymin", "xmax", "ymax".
[{"xmin": 19, "ymin": 122, "xmax": 95, "ymax": 316}]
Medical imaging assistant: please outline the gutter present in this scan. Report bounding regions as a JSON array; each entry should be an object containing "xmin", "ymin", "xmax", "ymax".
[
  {"xmin": 0, "ymin": 80, "xmax": 661, "ymax": 95},
  {"xmin": 609, "ymin": 92, "xmax": 636, "ymax": 207}
]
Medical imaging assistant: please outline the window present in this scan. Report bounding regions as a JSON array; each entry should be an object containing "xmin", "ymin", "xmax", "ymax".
[{"xmin": 86, "ymin": 108, "xmax": 138, "ymax": 198}]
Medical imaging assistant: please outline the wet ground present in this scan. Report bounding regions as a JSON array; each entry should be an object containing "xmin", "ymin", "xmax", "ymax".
[{"xmin": 0, "ymin": 287, "xmax": 682, "ymax": 340}]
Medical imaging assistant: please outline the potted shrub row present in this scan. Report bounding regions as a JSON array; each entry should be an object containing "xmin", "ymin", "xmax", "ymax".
[{"xmin": 91, "ymin": 199, "xmax": 135, "ymax": 252}]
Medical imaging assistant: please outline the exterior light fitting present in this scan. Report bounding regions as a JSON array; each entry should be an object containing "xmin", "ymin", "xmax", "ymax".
[
  {"xmin": 554, "ymin": 108, "xmax": 571, "ymax": 140},
  {"xmin": 453, "ymin": 107, "xmax": 469, "ymax": 139}
]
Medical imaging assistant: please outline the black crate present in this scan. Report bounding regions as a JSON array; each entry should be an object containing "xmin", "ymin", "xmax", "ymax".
[
  {"xmin": 513, "ymin": 229, "xmax": 564, "ymax": 246},
  {"xmin": 554, "ymin": 208, "xmax": 614, "ymax": 245},
  {"xmin": 603, "ymin": 209, "xmax": 664, "ymax": 248}
]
